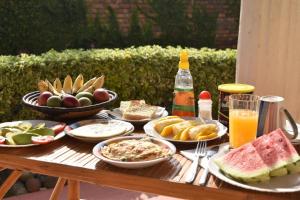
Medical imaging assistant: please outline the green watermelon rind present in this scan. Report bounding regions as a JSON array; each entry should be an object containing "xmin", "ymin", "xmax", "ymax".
[
  {"xmin": 270, "ymin": 167, "xmax": 288, "ymax": 177},
  {"xmin": 286, "ymin": 160, "xmax": 300, "ymax": 174},
  {"xmin": 215, "ymin": 157, "xmax": 270, "ymax": 180}
]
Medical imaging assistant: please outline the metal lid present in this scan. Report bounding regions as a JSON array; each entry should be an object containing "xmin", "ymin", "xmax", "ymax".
[
  {"xmin": 260, "ymin": 96, "xmax": 284, "ymax": 102},
  {"xmin": 218, "ymin": 83, "xmax": 255, "ymax": 93}
]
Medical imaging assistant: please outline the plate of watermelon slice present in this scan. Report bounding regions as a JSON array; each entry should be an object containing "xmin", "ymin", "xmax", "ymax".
[{"xmin": 209, "ymin": 129, "xmax": 300, "ymax": 193}]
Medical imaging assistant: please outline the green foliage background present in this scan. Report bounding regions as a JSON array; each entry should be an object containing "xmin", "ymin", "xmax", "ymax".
[
  {"xmin": 0, "ymin": 0, "xmax": 241, "ymax": 55},
  {"xmin": 0, "ymin": 46, "xmax": 236, "ymax": 122}
]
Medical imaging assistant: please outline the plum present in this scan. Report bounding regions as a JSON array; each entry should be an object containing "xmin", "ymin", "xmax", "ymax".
[
  {"xmin": 62, "ymin": 95, "xmax": 80, "ymax": 108},
  {"xmin": 93, "ymin": 89, "xmax": 110, "ymax": 103},
  {"xmin": 37, "ymin": 91, "xmax": 53, "ymax": 106}
]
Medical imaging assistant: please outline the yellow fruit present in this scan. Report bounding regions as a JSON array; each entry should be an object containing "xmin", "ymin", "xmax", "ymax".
[
  {"xmin": 45, "ymin": 79, "xmax": 60, "ymax": 96},
  {"xmin": 72, "ymin": 74, "xmax": 84, "ymax": 94},
  {"xmin": 53, "ymin": 78, "xmax": 62, "ymax": 93},
  {"xmin": 197, "ymin": 132, "xmax": 218, "ymax": 141},
  {"xmin": 38, "ymin": 80, "xmax": 48, "ymax": 93},
  {"xmin": 188, "ymin": 124, "xmax": 217, "ymax": 140},
  {"xmin": 156, "ymin": 116, "xmax": 180, "ymax": 122},
  {"xmin": 180, "ymin": 126, "xmax": 194, "ymax": 141},
  {"xmin": 92, "ymin": 75, "xmax": 105, "ymax": 90},
  {"xmin": 78, "ymin": 77, "xmax": 96, "ymax": 93},
  {"xmin": 173, "ymin": 133, "xmax": 181, "ymax": 140},
  {"xmin": 172, "ymin": 120, "xmax": 203, "ymax": 136},
  {"xmin": 154, "ymin": 118, "xmax": 184, "ymax": 133},
  {"xmin": 63, "ymin": 75, "xmax": 73, "ymax": 94},
  {"xmin": 160, "ymin": 124, "xmax": 174, "ymax": 137}
]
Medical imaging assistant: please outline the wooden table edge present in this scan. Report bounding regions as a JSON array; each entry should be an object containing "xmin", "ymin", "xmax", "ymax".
[{"xmin": 0, "ymin": 155, "xmax": 283, "ymax": 200}]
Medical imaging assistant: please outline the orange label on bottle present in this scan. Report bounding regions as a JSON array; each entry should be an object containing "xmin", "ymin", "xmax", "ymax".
[{"xmin": 172, "ymin": 88, "xmax": 195, "ymax": 117}]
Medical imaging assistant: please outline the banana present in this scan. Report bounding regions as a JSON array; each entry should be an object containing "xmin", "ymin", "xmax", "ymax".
[
  {"xmin": 53, "ymin": 78, "xmax": 62, "ymax": 93},
  {"xmin": 92, "ymin": 75, "xmax": 105, "ymax": 90},
  {"xmin": 78, "ymin": 77, "xmax": 96, "ymax": 93},
  {"xmin": 83, "ymin": 85, "xmax": 94, "ymax": 93},
  {"xmin": 63, "ymin": 75, "xmax": 73, "ymax": 94},
  {"xmin": 38, "ymin": 80, "xmax": 48, "ymax": 93},
  {"xmin": 45, "ymin": 79, "xmax": 61, "ymax": 96},
  {"xmin": 72, "ymin": 74, "xmax": 84, "ymax": 94}
]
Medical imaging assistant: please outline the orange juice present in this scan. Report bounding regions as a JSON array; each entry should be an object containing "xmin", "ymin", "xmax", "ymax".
[{"xmin": 229, "ymin": 109, "xmax": 258, "ymax": 148}]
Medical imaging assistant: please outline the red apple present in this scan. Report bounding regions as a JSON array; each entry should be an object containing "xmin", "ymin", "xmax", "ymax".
[
  {"xmin": 62, "ymin": 95, "xmax": 80, "ymax": 108},
  {"xmin": 93, "ymin": 89, "xmax": 110, "ymax": 103},
  {"xmin": 37, "ymin": 91, "xmax": 53, "ymax": 106}
]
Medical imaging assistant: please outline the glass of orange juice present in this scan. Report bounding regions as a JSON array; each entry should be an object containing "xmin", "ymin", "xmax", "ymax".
[{"xmin": 229, "ymin": 94, "xmax": 260, "ymax": 148}]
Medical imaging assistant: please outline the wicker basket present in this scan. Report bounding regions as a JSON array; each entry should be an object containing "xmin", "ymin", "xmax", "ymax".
[{"xmin": 22, "ymin": 90, "xmax": 117, "ymax": 119}]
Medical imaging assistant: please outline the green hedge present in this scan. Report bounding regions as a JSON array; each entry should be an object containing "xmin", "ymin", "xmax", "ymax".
[{"xmin": 0, "ymin": 46, "xmax": 236, "ymax": 122}]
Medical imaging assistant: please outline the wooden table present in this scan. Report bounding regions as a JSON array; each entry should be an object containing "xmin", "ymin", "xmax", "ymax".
[{"xmin": 0, "ymin": 134, "xmax": 299, "ymax": 200}]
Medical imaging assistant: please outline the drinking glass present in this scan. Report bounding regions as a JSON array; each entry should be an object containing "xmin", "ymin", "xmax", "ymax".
[{"xmin": 229, "ymin": 94, "xmax": 260, "ymax": 148}]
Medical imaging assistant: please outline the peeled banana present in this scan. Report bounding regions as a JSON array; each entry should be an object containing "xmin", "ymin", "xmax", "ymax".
[
  {"xmin": 38, "ymin": 80, "xmax": 48, "ymax": 93},
  {"xmin": 37, "ymin": 74, "xmax": 105, "ymax": 95},
  {"xmin": 45, "ymin": 79, "xmax": 60, "ymax": 96},
  {"xmin": 72, "ymin": 74, "xmax": 84, "ymax": 94},
  {"xmin": 77, "ymin": 77, "xmax": 96, "ymax": 93},
  {"xmin": 53, "ymin": 78, "xmax": 62, "ymax": 93},
  {"xmin": 63, "ymin": 75, "xmax": 73, "ymax": 94}
]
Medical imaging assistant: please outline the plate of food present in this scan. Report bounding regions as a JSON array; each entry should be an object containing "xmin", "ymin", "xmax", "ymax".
[
  {"xmin": 143, "ymin": 116, "xmax": 227, "ymax": 143},
  {"xmin": 22, "ymin": 74, "xmax": 117, "ymax": 119},
  {"xmin": 208, "ymin": 129, "xmax": 300, "ymax": 193},
  {"xmin": 93, "ymin": 136, "xmax": 176, "ymax": 169},
  {"xmin": 0, "ymin": 120, "xmax": 66, "ymax": 147},
  {"xmin": 107, "ymin": 100, "xmax": 168, "ymax": 125},
  {"xmin": 66, "ymin": 119, "xmax": 134, "ymax": 142}
]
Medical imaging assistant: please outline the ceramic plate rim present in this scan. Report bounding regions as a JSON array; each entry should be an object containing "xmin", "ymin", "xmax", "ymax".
[{"xmin": 0, "ymin": 120, "xmax": 65, "ymax": 147}]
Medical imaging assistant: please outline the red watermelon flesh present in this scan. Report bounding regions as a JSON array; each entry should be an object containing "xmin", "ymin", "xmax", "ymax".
[
  {"xmin": 252, "ymin": 129, "xmax": 299, "ymax": 169},
  {"xmin": 215, "ymin": 128, "xmax": 300, "ymax": 182}
]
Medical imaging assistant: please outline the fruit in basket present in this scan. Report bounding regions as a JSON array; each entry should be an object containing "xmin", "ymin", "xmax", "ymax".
[
  {"xmin": 63, "ymin": 75, "xmax": 73, "ymax": 94},
  {"xmin": 214, "ymin": 129, "xmax": 300, "ymax": 183},
  {"xmin": 77, "ymin": 77, "xmax": 96, "ymax": 93},
  {"xmin": 47, "ymin": 96, "xmax": 62, "ymax": 107},
  {"xmin": 78, "ymin": 97, "xmax": 92, "ymax": 106},
  {"xmin": 37, "ymin": 91, "xmax": 53, "ymax": 106},
  {"xmin": 75, "ymin": 92, "xmax": 93, "ymax": 101},
  {"xmin": 62, "ymin": 95, "xmax": 80, "ymax": 108},
  {"xmin": 53, "ymin": 78, "xmax": 63, "ymax": 93},
  {"xmin": 72, "ymin": 74, "xmax": 84, "ymax": 94},
  {"xmin": 93, "ymin": 88, "xmax": 110, "ymax": 103}
]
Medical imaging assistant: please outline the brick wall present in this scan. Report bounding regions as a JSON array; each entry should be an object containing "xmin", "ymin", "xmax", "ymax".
[{"xmin": 85, "ymin": 0, "xmax": 239, "ymax": 49}]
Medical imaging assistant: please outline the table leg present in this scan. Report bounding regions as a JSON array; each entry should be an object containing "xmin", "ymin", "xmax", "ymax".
[
  {"xmin": 67, "ymin": 179, "xmax": 80, "ymax": 200},
  {"xmin": 0, "ymin": 170, "xmax": 22, "ymax": 199},
  {"xmin": 49, "ymin": 177, "xmax": 67, "ymax": 200}
]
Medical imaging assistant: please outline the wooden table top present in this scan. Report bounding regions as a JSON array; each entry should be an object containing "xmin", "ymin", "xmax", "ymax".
[{"xmin": 0, "ymin": 133, "xmax": 299, "ymax": 200}]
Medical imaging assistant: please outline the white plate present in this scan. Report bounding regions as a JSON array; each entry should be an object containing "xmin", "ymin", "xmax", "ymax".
[
  {"xmin": 108, "ymin": 107, "xmax": 168, "ymax": 124},
  {"xmin": 143, "ymin": 119, "xmax": 227, "ymax": 143},
  {"xmin": 0, "ymin": 120, "xmax": 65, "ymax": 147},
  {"xmin": 93, "ymin": 136, "xmax": 176, "ymax": 169},
  {"xmin": 66, "ymin": 119, "xmax": 134, "ymax": 143},
  {"xmin": 208, "ymin": 143, "xmax": 300, "ymax": 193}
]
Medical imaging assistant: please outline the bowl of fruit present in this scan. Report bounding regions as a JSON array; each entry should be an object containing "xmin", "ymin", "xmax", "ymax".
[{"xmin": 22, "ymin": 74, "xmax": 117, "ymax": 119}]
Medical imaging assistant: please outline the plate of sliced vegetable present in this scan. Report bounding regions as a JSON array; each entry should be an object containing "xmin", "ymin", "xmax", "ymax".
[{"xmin": 0, "ymin": 120, "xmax": 66, "ymax": 147}]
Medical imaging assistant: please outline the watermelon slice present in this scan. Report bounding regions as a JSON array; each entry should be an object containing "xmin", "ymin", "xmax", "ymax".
[{"xmin": 215, "ymin": 128, "xmax": 300, "ymax": 183}]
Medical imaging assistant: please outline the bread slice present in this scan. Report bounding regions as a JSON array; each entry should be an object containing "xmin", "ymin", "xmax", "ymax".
[
  {"xmin": 120, "ymin": 100, "xmax": 145, "ymax": 113},
  {"xmin": 122, "ymin": 104, "xmax": 158, "ymax": 120}
]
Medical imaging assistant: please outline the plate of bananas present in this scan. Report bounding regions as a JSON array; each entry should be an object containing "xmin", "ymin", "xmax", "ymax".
[{"xmin": 22, "ymin": 74, "xmax": 117, "ymax": 119}]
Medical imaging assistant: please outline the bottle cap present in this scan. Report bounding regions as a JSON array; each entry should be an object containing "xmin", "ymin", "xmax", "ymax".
[
  {"xmin": 199, "ymin": 91, "xmax": 211, "ymax": 99},
  {"xmin": 179, "ymin": 50, "xmax": 189, "ymax": 70}
]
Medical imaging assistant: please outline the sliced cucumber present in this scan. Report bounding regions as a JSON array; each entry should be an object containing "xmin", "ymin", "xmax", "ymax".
[{"xmin": 12, "ymin": 133, "xmax": 38, "ymax": 145}]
